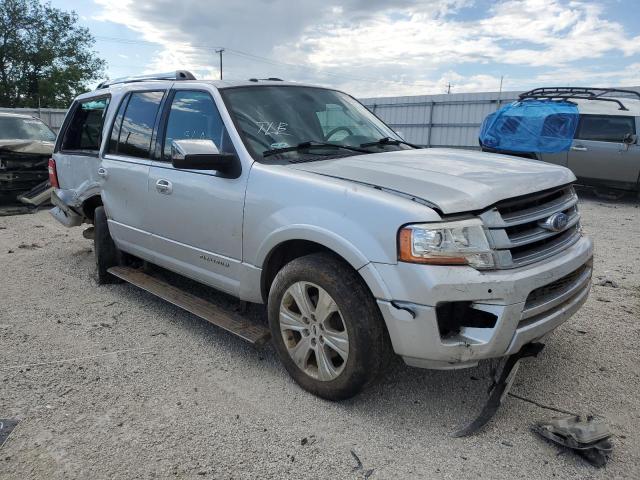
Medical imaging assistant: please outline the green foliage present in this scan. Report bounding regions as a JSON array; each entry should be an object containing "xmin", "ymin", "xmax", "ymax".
[{"xmin": 0, "ymin": 0, "xmax": 106, "ymax": 108}]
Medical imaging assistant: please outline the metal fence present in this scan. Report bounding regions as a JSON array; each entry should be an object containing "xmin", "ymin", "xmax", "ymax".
[
  {"xmin": 0, "ymin": 107, "xmax": 67, "ymax": 134},
  {"xmin": 2, "ymin": 85, "xmax": 639, "ymax": 146},
  {"xmin": 361, "ymin": 87, "xmax": 640, "ymax": 149}
]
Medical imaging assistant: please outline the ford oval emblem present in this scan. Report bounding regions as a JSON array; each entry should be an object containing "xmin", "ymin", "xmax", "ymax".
[{"xmin": 541, "ymin": 212, "xmax": 569, "ymax": 232}]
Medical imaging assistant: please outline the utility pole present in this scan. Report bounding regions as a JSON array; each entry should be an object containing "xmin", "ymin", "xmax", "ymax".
[
  {"xmin": 215, "ymin": 48, "xmax": 225, "ymax": 80},
  {"xmin": 497, "ymin": 75, "xmax": 504, "ymax": 109},
  {"xmin": 446, "ymin": 82, "xmax": 452, "ymax": 94}
]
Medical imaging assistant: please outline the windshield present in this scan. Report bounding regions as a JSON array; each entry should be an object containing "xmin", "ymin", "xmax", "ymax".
[
  {"xmin": 0, "ymin": 116, "xmax": 56, "ymax": 142},
  {"xmin": 220, "ymin": 86, "xmax": 407, "ymax": 161}
]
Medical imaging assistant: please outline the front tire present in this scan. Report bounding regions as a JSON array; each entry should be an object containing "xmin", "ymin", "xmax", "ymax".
[
  {"xmin": 94, "ymin": 206, "xmax": 121, "ymax": 284},
  {"xmin": 268, "ymin": 253, "xmax": 390, "ymax": 400}
]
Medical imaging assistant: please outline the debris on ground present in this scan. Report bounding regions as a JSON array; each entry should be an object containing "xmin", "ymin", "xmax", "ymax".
[
  {"xmin": 0, "ymin": 205, "xmax": 34, "ymax": 216},
  {"xmin": 0, "ymin": 419, "xmax": 20, "ymax": 448},
  {"xmin": 453, "ymin": 343, "xmax": 545, "ymax": 437},
  {"xmin": 82, "ymin": 226, "xmax": 95, "ymax": 240},
  {"xmin": 532, "ymin": 415, "xmax": 613, "ymax": 467},
  {"xmin": 350, "ymin": 449, "xmax": 374, "ymax": 478},
  {"xmin": 17, "ymin": 242, "xmax": 41, "ymax": 250},
  {"xmin": 350, "ymin": 449, "xmax": 363, "ymax": 471},
  {"xmin": 300, "ymin": 435, "xmax": 316, "ymax": 446},
  {"xmin": 594, "ymin": 277, "xmax": 619, "ymax": 288}
]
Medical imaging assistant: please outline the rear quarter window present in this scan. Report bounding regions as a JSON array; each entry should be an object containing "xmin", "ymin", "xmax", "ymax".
[{"xmin": 60, "ymin": 96, "xmax": 110, "ymax": 152}]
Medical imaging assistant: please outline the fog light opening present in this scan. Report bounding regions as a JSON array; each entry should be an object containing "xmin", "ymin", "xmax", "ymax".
[{"xmin": 436, "ymin": 301, "xmax": 498, "ymax": 339}]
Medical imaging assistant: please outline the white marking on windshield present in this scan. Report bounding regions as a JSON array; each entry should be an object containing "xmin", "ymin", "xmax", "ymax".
[{"xmin": 257, "ymin": 121, "xmax": 290, "ymax": 136}]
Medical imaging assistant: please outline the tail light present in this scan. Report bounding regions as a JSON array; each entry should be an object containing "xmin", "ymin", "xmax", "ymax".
[{"xmin": 48, "ymin": 158, "xmax": 59, "ymax": 188}]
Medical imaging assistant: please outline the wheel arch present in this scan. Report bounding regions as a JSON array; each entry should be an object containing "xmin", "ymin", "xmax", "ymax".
[
  {"xmin": 81, "ymin": 195, "xmax": 103, "ymax": 223},
  {"xmin": 258, "ymin": 230, "xmax": 383, "ymax": 305}
]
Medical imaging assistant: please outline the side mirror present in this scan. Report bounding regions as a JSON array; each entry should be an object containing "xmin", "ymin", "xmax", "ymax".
[
  {"xmin": 623, "ymin": 133, "xmax": 637, "ymax": 145},
  {"xmin": 171, "ymin": 139, "xmax": 236, "ymax": 173}
]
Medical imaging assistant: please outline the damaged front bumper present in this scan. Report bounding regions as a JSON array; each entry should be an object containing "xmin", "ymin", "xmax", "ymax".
[
  {"xmin": 363, "ymin": 236, "xmax": 593, "ymax": 369},
  {"xmin": 0, "ymin": 141, "xmax": 52, "ymax": 201}
]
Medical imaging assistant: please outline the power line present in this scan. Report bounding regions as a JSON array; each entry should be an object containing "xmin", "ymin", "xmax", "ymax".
[{"xmin": 93, "ymin": 34, "xmax": 442, "ymax": 90}]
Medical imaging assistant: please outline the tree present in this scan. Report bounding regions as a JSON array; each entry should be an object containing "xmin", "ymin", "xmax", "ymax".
[{"xmin": 0, "ymin": 0, "xmax": 105, "ymax": 108}]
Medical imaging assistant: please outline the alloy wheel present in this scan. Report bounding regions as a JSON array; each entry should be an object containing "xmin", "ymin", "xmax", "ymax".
[{"xmin": 279, "ymin": 281, "xmax": 349, "ymax": 381}]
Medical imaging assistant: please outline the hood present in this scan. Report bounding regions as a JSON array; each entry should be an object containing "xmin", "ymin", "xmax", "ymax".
[
  {"xmin": 0, "ymin": 139, "xmax": 54, "ymax": 156},
  {"xmin": 288, "ymin": 148, "xmax": 575, "ymax": 214}
]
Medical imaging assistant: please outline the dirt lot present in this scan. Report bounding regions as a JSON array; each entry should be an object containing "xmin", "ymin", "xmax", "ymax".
[{"xmin": 1, "ymin": 191, "xmax": 639, "ymax": 479}]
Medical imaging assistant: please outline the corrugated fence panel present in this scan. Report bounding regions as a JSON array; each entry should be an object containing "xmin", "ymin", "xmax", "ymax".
[
  {"xmin": 362, "ymin": 87, "xmax": 640, "ymax": 148},
  {"xmin": 362, "ymin": 90, "xmax": 520, "ymax": 148},
  {"xmin": 3, "ymin": 86, "xmax": 639, "ymax": 147}
]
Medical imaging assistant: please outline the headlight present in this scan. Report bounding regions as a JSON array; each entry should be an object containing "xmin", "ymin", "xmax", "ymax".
[{"xmin": 398, "ymin": 219, "xmax": 494, "ymax": 269}]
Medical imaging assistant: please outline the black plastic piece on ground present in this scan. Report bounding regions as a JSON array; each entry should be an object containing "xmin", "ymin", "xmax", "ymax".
[{"xmin": 452, "ymin": 342, "xmax": 545, "ymax": 437}]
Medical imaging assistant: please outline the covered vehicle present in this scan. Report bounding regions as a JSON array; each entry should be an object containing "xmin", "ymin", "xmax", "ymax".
[
  {"xmin": 0, "ymin": 112, "xmax": 56, "ymax": 204},
  {"xmin": 480, "ymin": 87, "xmax": 640, "ymax": 195}
]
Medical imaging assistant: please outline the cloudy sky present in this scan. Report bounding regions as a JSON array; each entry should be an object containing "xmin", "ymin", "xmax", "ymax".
[{"xmin": 51, "ymin": 0, "xmax": 640, "ymax": 97}]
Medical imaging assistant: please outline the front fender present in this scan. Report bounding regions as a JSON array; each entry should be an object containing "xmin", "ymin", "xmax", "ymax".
[
  {"xmin": 256, "ymin": 223, "xmax": 371, "ymax": 271},
  {"xmin": 243, "ymin": 163, "xmax": 441, "ymax": 269}
]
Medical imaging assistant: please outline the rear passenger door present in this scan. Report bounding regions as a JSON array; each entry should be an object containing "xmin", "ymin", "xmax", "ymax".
[
  {"xmin": 100, "ymin": 90, "xmax": 166, "ymax": 259},
  {"xmin": 55, "ymin": 96, "xmax": 110, "ymax": 196},
  {"xmin": 568, "ymin": 114, "xmax": 639, "ymax": 188},
  {"xmin": 147, "ymin": 88, "xmax": 246, "ymax": 295}
]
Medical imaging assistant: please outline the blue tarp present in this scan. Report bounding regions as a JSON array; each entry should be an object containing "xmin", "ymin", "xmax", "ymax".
[{"xmin": 479, "ymin": 100, "xmax": 579, "ymax": 153}]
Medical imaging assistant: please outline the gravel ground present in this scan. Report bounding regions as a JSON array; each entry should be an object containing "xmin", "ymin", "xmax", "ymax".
[{"xmin": 1, "ymin": 191, "xmax": 639, "ymax": 479}]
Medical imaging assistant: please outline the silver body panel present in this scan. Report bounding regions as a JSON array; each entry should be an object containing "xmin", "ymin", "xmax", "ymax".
[
  {"xmin": 289, "ymin": 148, "xmax": 576, "ymax": 214},
  {"xmin": 51, "ymin": 80, "xmax": 593, "ymax": 369},
  {"xmin": 568, "ymin": 134, "xmax": 640, "ymax": 187}
]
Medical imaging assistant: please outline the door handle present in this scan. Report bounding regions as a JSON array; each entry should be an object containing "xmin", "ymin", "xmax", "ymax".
[
  {"xmin": 571, "ymin": 145, "xmax": 587, "ymax": 152},
  {"xmin": 155, "ymin": 179, "xmax": 173, "ymax": 194},
  {"xmin": 97, "ymin": 167, "xmax": 108, "ymax": 178}
]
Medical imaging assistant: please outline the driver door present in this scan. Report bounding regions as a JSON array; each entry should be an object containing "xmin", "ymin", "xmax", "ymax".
[{"xmin": 146, "ymin": 88, "xmax": 246, "ymax": 296}]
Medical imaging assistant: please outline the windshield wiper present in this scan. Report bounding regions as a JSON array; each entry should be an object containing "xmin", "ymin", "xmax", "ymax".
[
  {"xmin": 359, "ymin": 137, "xmax": 420, "ymax": 149},
  {"xmin": 263, "ymin": 141, "xmax": 371, "ymax": 158}
]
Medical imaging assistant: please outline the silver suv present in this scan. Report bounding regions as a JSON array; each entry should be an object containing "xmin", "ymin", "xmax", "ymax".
[{"xmin": 50, "ymin": 72, "xmax": 593, "ymax": 400}]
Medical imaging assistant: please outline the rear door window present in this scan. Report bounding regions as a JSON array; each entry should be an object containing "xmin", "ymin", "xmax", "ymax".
[
  {"xmin": 109, "ymin": 91, "xmax": 164, "ymax": 159},
  {"xmin": 575, "ymin": 115, "xmax": 635, "ymax": 143},
  {"xmin": 60, "ymin": 97, "xmax": 110, "ymax": 152}
]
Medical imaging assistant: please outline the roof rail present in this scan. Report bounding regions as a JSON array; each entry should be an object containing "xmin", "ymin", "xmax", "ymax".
[
  {"xmin": 96, "ymin": 70, "xmax": 196, "ymax": 89},
  {"xmin": 518, "ymin": 87, "xmax": 640, "ymax": 111},
  {"xmin": 248, "ymin": 77, "xmax": 284, "ymax": 82}
]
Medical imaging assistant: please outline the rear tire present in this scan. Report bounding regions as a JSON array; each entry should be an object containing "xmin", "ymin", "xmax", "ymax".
[
  {"xmin": 268, "ymin": 252, "xmax": 390, "ymax": 400},
  {"xmin": 94, "ymin": 206, "xmax": 121, "ymax": 284}
]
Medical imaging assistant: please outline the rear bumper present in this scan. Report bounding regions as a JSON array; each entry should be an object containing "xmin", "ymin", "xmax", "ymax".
[
  {"xmin": 366, "ymin": 236, "xmax": 593, "ymax": 369},
  {"xmin": 49, "ymin": 188, "xmax": 83, "ymax": 227}
]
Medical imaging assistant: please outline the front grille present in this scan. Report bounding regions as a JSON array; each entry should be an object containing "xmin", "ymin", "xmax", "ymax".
[
  {"xmin": 519, "ymin": 261, "xmax": 592, "ymax": 327},
  {"xmin": 525, "ymin": 263, "xmax": 589, "ymax": 308},
  {"xmin": 480, "ymin": 186, "xmax": 581, "ymax": 269}
]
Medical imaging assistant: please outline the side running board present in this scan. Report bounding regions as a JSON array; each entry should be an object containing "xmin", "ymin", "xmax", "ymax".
[{"xmin": 108, "ymin": 266, "xmax": 271, "ymax": 346}]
